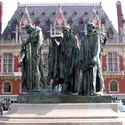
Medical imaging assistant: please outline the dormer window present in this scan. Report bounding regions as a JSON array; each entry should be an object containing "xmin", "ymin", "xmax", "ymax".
[
  {"xmin": 31, "ymin": 11, "xmax": 34, "ymax": 15},
  {"xmin": 84, "ymin": 11, "xmax": 88, "ymax": 15},
  {"xmin": 101, "ymin": 18, "xmax": 106, "ymax": 25},
  {"xmin": 79, "ymin": 18, "xmax": 84, "ymax": 24},
  {"xmin": 20, "ymin": 28, "xmax": 28, "ymax": 41},
  {"xmin": 74, "ymin": 11, "xmax": 77, "ymax": 15},
  {"xmin": 63, "ymin": 11, "xmax": 67, "ymax": 15},
  {"xmin": 46, "ymin": 18, "xmax": 51, "ymax": 24},
  {"xmin": 53, "ymin": 11, "xmax": 56, "ymax": 15},
  {"xmin": 68, "ymin": 17, "xmax": 73, "ymax": 25},
  {"xmin": 42, "ymin": 11, "xmax": 45, "ymax": 15},
  {"xmin": 107, "ymin": 27, "xmax": 114, "ymax": 39},
  {"xmin": 13, "ymin": 19, "xmax": 19, "ymax": 25},
  {"xmin": 21, "ymin": 12, "xmax": 24, "ymax": 16},
  {"xmin": 35, "ymin": 19, "xmax": 40, "ymax": 26}
]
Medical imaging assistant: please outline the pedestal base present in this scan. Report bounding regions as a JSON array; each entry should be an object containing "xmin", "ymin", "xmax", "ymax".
[
  {"xmin": 17, "ymin": 92, "xmax": 112, "ymax": 103},
  {"xmin": 0, "ymin": 103, "xmax": 124, "ymax": 125}
]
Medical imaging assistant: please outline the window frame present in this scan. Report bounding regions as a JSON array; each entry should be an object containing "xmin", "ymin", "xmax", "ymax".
[
  {"xmin": 109, "ymin": 80, "xmax": 119, "ymax": 93},
  {"xmin": 20, "ymin": 28, "xmax": 28, "ymax": 41},
  {"xmin": 3, "ymin": 53, "xmax": 13, "ymax": 73},
  {"xmin": 2, "ymin": 81, "xmax": 12, "ymax": 94},
  {"xmin": 107, "ymin": 52, "xmax": 119, "ymax": 72}
]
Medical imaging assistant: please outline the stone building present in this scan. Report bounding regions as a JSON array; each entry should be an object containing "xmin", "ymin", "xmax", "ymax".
[{"xmin": 0, "ymin": 1, "xmax": 125, "ymax": 101}]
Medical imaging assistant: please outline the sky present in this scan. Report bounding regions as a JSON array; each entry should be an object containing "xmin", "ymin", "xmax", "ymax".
[{"xmin": 1, "ymin": 0, "xmax": 125, "ymax": 32}]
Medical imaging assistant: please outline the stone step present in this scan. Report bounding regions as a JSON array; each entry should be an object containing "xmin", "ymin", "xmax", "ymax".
[
  {"xmin": 0, "ymin": 103, "xmax": 124, "ymax": 125},
  {"xmin": 1, "ymin": 103, "xmax": 118, "ymax": 119}
]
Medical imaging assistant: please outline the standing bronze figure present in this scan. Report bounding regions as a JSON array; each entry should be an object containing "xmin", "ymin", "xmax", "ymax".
[
  {"xmin": 60, "ymin": 25, "xmax": 79, "ymax": 94},
  {"xmin": 19, "ymin": 24, "xmax": 45, "ymax": 92},
  {"xmin": 47, "ymin": 34, "xmax": 63, "ymax": 89},
  {"xmin": 79, "ymin": 22, "xmax": 107, "ymax": 96}
]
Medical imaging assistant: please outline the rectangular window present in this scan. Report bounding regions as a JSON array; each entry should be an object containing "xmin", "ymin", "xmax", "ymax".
[
  {"xmin": 108, "ymin": 52, "xmax": 118, "ymax": 72},
  {"xmin": 3, "ymin": 53, "xmax": 13, "ymax": 73},
  {"xmin": 21, "ymin": 28, "xmax": 28, "ymax": 41}
]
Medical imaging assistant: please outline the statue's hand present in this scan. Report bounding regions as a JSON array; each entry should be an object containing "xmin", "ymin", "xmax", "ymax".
[{"xmin": 89, "ymin": 57, "xmax": 97, "ymax": 66}]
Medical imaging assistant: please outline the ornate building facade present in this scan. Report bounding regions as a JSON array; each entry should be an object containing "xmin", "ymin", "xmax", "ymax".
[{"xmin": 0, "ymin": 1, "xmax": 125, "ymax": 101}]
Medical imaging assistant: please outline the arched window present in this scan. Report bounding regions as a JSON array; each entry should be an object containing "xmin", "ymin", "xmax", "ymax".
[
  {"xmin": 110, "ymin": 81, "xmax": 119, "ymax": 92},
  {"xmin": 3, "ymin": 82, "xmax": 12, "ymax": 93}
]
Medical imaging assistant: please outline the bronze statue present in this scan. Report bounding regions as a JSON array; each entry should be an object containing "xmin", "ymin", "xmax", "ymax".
[
  {"xmin": 59, "ymin": 25, "xmax": 79, "ymax": 94},
  {"xmin": 79, "ymin": 22, "xmax": 107, "ymax": 96},
  {"xmin": 19, "ymin": 24, "xmax": 45, "ymax": 92},
  {"xmin": 47, "ymin": 34, "xmax": 64, "ymax": 89}
]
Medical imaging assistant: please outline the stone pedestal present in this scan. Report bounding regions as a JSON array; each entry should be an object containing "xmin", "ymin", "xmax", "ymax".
[
  {"xmin": 0, "ymin": 103, "xmax": 124, "ymax": 125},
  {"xmin": 1, "ymin": 94, "xmax": 124, "ymax": 125},
  {"xmin": 17, "ymin": 92, "xmax": 112, "ymax": 103}
]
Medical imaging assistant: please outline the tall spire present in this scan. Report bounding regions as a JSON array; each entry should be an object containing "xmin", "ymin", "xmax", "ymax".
[
  {"xmin": 89, "ymin": 6, "xmax": 100, "ymax": 28},
  {"xmin": 20, "ymin": 6, "xmax": 32, "ymax": 28},
  {"xmin": 54, "ymin": 5, "xmax": 66, "ymax": 27}
]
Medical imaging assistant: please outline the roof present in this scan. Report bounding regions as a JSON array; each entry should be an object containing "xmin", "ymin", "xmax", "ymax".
[{"xmin": 2, "ymin": 2, "xmax": 117, "ymax": 42}]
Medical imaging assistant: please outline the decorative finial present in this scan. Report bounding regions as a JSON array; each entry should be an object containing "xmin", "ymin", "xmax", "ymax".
[
  {"xmin": 24, "ymin": 5, "xmax": 28, "ymax": 12},
  {"xmin": 100, "ymin": 0, "xmax": 102, "ymax": 6},
  {"xmin": 17, "ymin": 2, "xmax": 20, "ymax": 6},
  {"xmin": 59, "ymin": 4, "xmax": 61, "ymax": 12},
  {"xmin": 89, "ymin": 5, "xmax": 101, "ymax": 28}
]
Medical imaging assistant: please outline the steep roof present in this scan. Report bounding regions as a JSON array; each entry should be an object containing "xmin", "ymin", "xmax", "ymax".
[{"xmin": 2, "ymin": 2, "xmax": 117, "ymax": 41}]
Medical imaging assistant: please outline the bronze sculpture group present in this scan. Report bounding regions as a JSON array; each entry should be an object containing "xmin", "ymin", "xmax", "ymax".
[{"xmin": 19, "ymin": 22, "xmax": 107, "ymax": 96}]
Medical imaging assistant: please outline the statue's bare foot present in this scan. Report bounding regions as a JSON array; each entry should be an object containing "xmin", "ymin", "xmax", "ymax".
[{"xmin": 95, "ymin": 91, "xmax": 104, "ymax": 96}]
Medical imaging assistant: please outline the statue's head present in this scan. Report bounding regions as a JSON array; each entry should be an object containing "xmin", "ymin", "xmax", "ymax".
[
  {"xmin": 87, "ymin": 22, "xmax": 95, "ymax": 33},
  {"xmin": 25, "ymin": 24, "xmax": 35, "ymax": 34},
  {"xmin": 63, "ymin": 25, "xmax": 71, "ymax": 37}
]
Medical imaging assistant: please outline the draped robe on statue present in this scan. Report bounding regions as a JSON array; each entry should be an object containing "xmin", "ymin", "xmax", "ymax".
[
  {"xmin": 47, "ymin": 37, "xmax": 62, "ymax": 85},
  {"xmin": 60, "ymin": 34, "xmax": 79, "ymax": 93},
  {"xmin": 21, "ymin": 26, "xmax": 45, "ymax": 92},
  {"xmin": 79, "ymin": 31, "xmax": 102, "ymax": 96}
]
